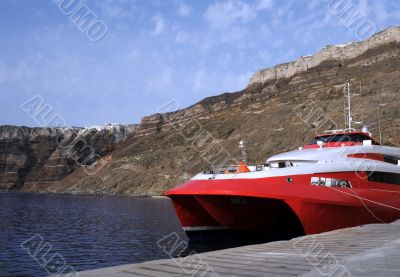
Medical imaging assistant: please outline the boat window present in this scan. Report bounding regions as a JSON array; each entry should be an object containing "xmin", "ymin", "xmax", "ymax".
[
  {"xmin": 384, "ymin": 155, "xmax": 399, "ymax": 165},
  {"xmin": 268, "ymin": 161, "xmax": 294, "ymax": 168},
  {"xmin": 368, "ymin": 172, "xmax": 400, "ymax": 186},
  {"xmin": 348, "ymin": 153, "xmax": 400, "ymax": 165},
  {"xmin": 309, "ymin": 134, "xmax": 379, "ymax": 145},
  {"xmin": 286, "ymin": 161, "xmax": 294, "ymax": 167},
  {"xmin": 325, "ymin": 178, "xmax": 332, "ymax": 187},
  {"xmin": 311, "ymin": 177, "xmax": 351, "ymax": 188}
]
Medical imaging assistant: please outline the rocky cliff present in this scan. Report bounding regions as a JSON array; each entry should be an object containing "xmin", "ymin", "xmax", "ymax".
[
  {"xmin": 249, "ymin": 27, "xmax": 400, "ymax": 85},
  {"xmin": 0, "ymin": 125, "xmax": 137, "ymax": 191},
  {"xmin": 1, "ymin": 26, "xmax": 400, "ymax": 195}
]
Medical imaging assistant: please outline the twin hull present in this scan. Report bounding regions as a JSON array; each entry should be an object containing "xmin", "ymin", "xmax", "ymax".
[{"xmin": 167, "ymin": 172, "xmax": 400, "ymax": 236}]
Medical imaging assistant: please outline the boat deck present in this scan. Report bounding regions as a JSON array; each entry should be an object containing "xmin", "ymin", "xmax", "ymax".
[{"xmin": 69, "ymin": 220, "xmax": 400, "ymax": 277}]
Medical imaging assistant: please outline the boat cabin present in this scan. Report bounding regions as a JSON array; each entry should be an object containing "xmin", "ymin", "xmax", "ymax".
[{"xmin": 303, "ymin": 131, "xmax": 380, "ymax": 149}]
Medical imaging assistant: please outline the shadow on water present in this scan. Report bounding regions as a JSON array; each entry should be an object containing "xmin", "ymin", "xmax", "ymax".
[
  {"xmin": 181, "ymin": 229, "xmax": 304, "ymax": 256},
  {"xmin": 180, "ymin": 201, "xmax": 306, "ymax": 255}
]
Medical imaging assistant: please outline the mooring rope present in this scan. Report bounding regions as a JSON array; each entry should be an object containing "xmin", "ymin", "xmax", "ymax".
[{"xmin": 327, "ymin": 186, "xmax": 400, "ymax": 223}]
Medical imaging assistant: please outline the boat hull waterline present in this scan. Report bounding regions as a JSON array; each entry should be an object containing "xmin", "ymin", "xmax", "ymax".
[{"xmin": 167, "ymin": 172, "xmax": 400, "ymax": 237}]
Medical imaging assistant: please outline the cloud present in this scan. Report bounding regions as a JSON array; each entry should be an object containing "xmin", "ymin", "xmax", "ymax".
[
  {"xmin": 178, "ymin": 2, "xmax": 191, "ymax": 16},
  {"xmin": 151, "ymin": 14, "xmax": 165, "ymax": 36},
  {"xmin": 257, "ymin": 49, "xmax": 272, "ymax": 64},
  {"xmin": 256, "ymin": 0, "xmax": 274, "ymax": 11},
  {"xmin": 270, "ymin": 0, "xmax": 295, "ymax": 28},
  {"xmin": 93, "ymin": 0, "xmax": 138, "ymax": 19},
  {"xmin": 147, "ymin": 67, "xmax": 173, "ymax": 91},
  {"xmin": 192, "ymin": 64, "xmax": 253, "ymax": 95},
  {"xmin": 193, "ymin": 66, "xmax": 207, "ymax": 91},
  {"xmin": 236, "ymin": 71, "xmax": 253, "ymax": 88},
  {"xmin": 175, "ymin": 31, "xmax": 189, "ymax": 43},
  {"xmin": 356, "ymin": 0, "xmax": 369, "ymax": 16},
  {"xmin": 0, "ymin": 63, "xmax": 7, "ymax": 84},
  {"xmin": 259, "ymin": 23, "xmax": 271, "ymax": 36},
  {"xmin": 369, "ymin": 1, "xmax": 389, "ymax": 25},
  {"xmin": 0, "ymin": 52, "xmax": 45, "ymax": 85},
  {"xmin": 204, "ymin": 0, "xmax": 256, "ymax": 30},
  {"xmin": 204, "ymin": 0, "xmax": 274, "ymax": 33},
  {"xmin": 307, "ymin": 0, "xmax": 320, "ymax": 12}
]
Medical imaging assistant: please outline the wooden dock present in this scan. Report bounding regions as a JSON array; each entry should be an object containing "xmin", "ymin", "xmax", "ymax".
[{"xmin": 71, "ymin": 220, "xmax": 400, "ymax": 277}]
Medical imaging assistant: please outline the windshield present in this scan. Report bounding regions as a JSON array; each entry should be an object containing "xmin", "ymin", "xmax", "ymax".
[{"xmin": 309, "ymin": 134, "xmax": 378, "ymax": 145}]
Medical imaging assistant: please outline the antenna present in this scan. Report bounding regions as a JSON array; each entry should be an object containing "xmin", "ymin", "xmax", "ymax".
[
  {"xmin": 343, "ymin": 83, "xmax": 347, "ymax": 130},
  {"xmin": 378, "ymin": 106, "xmax": 382, "ymax": 144},
  {"xmin": 378, "ymin": 103, "xmax": 387, "ymax": 144},
  {"xmin": 343, "ymin": 75, "xmax": 352, "ymax": 130},
  {"xmin": 343, "ymin": 75, "xmax": 361, "ymax": 131},
  {"xmin": 239, "ymin": 140, "xmax": 248, "ymax": 164},
  {"xmin": 326, "ymin": 76, "xmax": 364, "ymax": 134}
]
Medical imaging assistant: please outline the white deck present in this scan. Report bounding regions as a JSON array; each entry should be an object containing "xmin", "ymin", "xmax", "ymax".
[{"xmin": 193, "ymin": 145, "xmax": 400, "ymax": 180}]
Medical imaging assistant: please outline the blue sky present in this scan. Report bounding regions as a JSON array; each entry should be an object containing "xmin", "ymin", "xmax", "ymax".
[{"xmin": 0, "ymin": 0, "xmax": 399, "ymax": 127}]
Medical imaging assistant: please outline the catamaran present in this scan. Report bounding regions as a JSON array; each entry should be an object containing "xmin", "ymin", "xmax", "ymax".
[{"xmin": 167, "ymin": 77, "xmax": 400, "ymax": 238}]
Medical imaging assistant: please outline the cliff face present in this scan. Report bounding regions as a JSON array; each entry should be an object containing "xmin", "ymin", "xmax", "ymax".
[
  {"xmin": 2, "ymin": 27, "xmax": 400, "ymax": 196},
  {"xmin": 249, "ymin": 27, "xmax": 400, "ymax": 85},
  {"xmin": 0, "ymin": 125, "xmax": 137, "ymax": 192}
]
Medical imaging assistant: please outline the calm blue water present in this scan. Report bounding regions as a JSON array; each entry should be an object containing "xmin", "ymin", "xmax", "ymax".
[{"xmin": 0, "ymin": 193, "xmax": 188, "ymax": 277}]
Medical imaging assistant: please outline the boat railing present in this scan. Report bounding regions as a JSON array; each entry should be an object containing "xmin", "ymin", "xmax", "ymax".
[
  {"xmin": 324, "ymin": 128, "xmax": 357, "ymax": 134},
  {"xmin": 204, "ymin": 165, "xmax": 239, "ymax": 175},
  {"xmin": 203, "ymin": 164, "xmax": 267, "ymax": 174}
]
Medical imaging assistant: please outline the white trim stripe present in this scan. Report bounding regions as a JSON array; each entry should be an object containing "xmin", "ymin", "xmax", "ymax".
[{"xmin": 183, "ymin": 226, "xmax": 228, "ymax": 231}]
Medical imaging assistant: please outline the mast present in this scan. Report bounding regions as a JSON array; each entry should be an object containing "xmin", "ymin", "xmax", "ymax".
[
  {"xmin": 343, "ymin": 75, "xmax": 358, "ymax": 131},
  {"xmin": 239, "ymin": 140, "xmax": 248, "ymax": 164},
  {"xmin": 378, "ymin": 104, "xmax": 382, "ymax": 144}
]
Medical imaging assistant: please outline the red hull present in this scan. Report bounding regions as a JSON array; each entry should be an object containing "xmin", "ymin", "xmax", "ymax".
[
  {"xmin": 167, "ymin": 172, "xmax": 400, "ymax": 235},
  {"xmin": 169, "ymin": 195, "xmax": 304, "ymax": 235}
]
